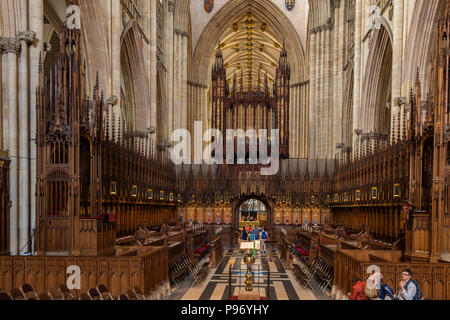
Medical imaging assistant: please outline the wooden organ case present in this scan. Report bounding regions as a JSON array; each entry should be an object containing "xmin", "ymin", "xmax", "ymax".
[{"xmin": 211, "ymin": 42, "xmax": 290, "ymax": 160}]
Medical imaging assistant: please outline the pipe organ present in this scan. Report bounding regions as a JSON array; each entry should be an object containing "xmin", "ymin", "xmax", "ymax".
[{"xmin": 211, "ymin": 42, "xmax": 290, "ymax": 160}]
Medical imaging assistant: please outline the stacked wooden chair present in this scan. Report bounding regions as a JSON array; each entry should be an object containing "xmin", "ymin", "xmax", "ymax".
[
  {"xmin": 169, "ymin": 255, "xmax": 192, "ymax": 286},
  {"xmin": 0, "ymin": 283, "xmax": 154, "ymax": 301}
]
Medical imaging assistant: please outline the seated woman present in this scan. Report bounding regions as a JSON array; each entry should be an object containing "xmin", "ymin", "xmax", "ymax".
[{"xmin": 348, "ymin": 275, "xmax": 368, "ymax": 300}]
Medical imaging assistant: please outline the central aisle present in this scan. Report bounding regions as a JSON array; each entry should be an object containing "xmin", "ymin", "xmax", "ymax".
[{"xmin": 174, "ymin": 248, "xmax": 318, "ymax": 300}]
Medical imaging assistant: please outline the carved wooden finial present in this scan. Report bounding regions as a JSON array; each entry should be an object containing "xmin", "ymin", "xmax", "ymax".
[
  {"xmin": 415, "ymin": 67, "xmax": 421, "ymax": 97},
  {"xmin": 105, "ymin": 102, "xmax": 110, "ymax": 140},
  {"xmin": 38, "ymin": 51, "xmax": 42, "ymax": 73},
  {"xmin": 112, "ymin": 111, "xmax": 116, "ymax": 143},
  {"xmin": 95, "ymin": 71, "xmax": 100, "ymax": 90},
  {"xmin": 118, "ymin": 116, "xmax": 122, "ymax": 145}
]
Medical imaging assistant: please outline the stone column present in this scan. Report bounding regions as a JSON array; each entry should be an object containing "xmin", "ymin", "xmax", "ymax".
[
  {"xmin": 202, "ymin": 86, "xmax": 208, "ymax": 134},
  {"xmin": 18, "ymin": 28, "xmax": 36, "ymax": 252},
  {"xmin": 1, "ymin": 51, "xmax": 7, "ymax": 150},
  {"xmin": 29, "ymin": 0, "xmax": 43, "ymax": 254},
  {"xmin": 111, "ymin": 0, "xmax": 121, "ymax": 128},
  {"xmin": 308, "ymin": 32, "xmax": 316, "ymax": 158},
  {"xmin": 174, "ymin": 32, "xmax": 181, "ymax": 131},
  {"xmin": 353, "ymin": 0, "xmax": 363, "ymax": 150},
  {"xmin": 150, "ymin": 0, "xmax": 158, "ymax": 134},
  {"xmin": 1, "ymin": 37, "xmax": 21, "ymax": 254},
  {"xmin": 318, "ymin": 30, "xmax": 325, "ymax": 158},
  {"xmin": 391, "ymin": 0, "xmax": 404, "ymax": 139},
  {"xmin": 324, "ymin": 27, "xmax": 331, "ymax": 158},
  {"xmin": 167, "ymin": 1, "xmax": 175, "ymax": 136},
  {"xmin": 292, "ymin": 86, "xmax": 297, "ymax": 157},
  {"xmin": 181, "ymin": 33, "xmax": 188, "ymax": 130}
]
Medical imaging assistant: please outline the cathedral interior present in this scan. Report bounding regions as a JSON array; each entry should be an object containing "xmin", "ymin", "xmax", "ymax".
[{"xmin": 0, "ymin": 0, "xmax": 449, "ymax": 301}]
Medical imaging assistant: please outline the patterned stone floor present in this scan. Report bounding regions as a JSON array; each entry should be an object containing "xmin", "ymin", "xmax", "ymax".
[{"xmin": 171, "ymin": 248, "xmax": 319, "ymax": 300}]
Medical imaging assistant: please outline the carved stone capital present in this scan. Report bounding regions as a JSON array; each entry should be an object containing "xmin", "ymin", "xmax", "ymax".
[
  {"xmin": 394, "ymin": 96, "xmax": 407, "ymax": 106},
  {"xmin": 0, "ymin": 37, "xmax": 21, "ymax": 55},
  {"xmin": 106, "ymin": 95, "xmax": 118, "ymax": 106},
  {"xmin": 168, "ymin": 0, "xmax": 175, "ymax": 13},
  {"xmin": 17, "ymin": 30, "xmax": 36, "ymax": 44}
]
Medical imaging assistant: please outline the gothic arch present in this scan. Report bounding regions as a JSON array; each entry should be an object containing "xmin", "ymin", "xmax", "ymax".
[
  {"xmin": 232, "ymin": 195, "xmax": 274, "ymax": 230},
  {"xmin": 403, "ymin": 0, "xmax": 448, "ymax": 94},
  {"xmin": 120, "ymin": 24, "xmax": 150, "ymax": 131},
  {"xmin": 360, "ymin": 25, "xmax": 393, "ymax": 135},
  {"xmin": 191, "ymin": 0, "xmax": 306, "ymax": 85}
]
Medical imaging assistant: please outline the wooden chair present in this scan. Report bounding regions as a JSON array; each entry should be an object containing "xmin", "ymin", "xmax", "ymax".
[
  {"xmin": 101, "ymin": 292, "xmax": 113, "ymax": 300},
  {"xmin": 133, "ymin": 286, "xmax": 146, "ymax": 300},
  {"xmin": 0, "ymin": 291, "xmax": 12, "ymax": 300},
  {"xmin": 119, "ymin": 294, "xmax": 129, "ymax": 300},
  {"xmin": 38, "ymin": 293, "xmax": 53, "ymax": 300},
  {"xmin": 10, "ymin": 288, "xmax": 25, "ymax": 300},
  {"xmin": 59, "ymin": 284, "xmax": 73, "ymax": 300},
  {"xmin": 126, "ymin": 289, "xmax": 138, "ymax": 300},
  {"xmin": 80, "ymin": 292, "xmax": 92, "ymax": 300},
  {"xmin": 65, "ymin": 293, "xmax": 77, "ymax": 300},
  {"xmin": 97, "ymin": 284, "xmax": 108, "ymax": 294},
  {"xmin": 88, "ymin": 288, "xmax": 102, "ymax": 300},
  {"xmin": 21, "ymin": 283, "xmax": 35, "ymax": 295},
  {"xmin": 49, "ymin": 288, "xmax": 64, "ymax": 300},
  {"xmin": 97, "ymin": 284, "xmax": 113, "ymax": 300},
  {"xmin": 25, "ymin": 291, "xmax": 37, "ymax": 300}
]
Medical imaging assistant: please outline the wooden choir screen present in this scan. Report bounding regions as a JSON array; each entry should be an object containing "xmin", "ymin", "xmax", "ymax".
[{"xmin": 0, "ymin": 247, "xmax": 168, "ymax": 297}]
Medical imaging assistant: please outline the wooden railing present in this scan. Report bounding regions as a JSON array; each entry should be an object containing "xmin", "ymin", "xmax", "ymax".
[
  {"xmin": 332, "ymin": 250, "xmax": 450, "ymax": 300},
  {"xmin": 80, "ymin": 218, "xmax": 115, "ymax": 256},
  {"xmin": 0, "ymin": 246, "xmax": 168, "ymax": 297},
  {"xmin": 319, "ymin": 244, "xmax": 336, "ymax": 266}
]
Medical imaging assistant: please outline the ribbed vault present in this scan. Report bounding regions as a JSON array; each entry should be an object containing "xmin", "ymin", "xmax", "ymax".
[
  {"xmin": 191, "ymin": 0, "xmax": 306, "ymax": 85},
  {"xmin": 211, "ymin": 12, "xmax": 282, "ymax": 89}
]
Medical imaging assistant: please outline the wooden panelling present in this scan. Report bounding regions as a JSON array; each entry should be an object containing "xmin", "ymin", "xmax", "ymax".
[{"xmin": 0, "ymin": 247, "xmax": 168, "ymax": 297}]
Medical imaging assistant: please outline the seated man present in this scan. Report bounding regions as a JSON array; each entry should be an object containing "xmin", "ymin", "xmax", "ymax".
[{"xmin": 394, "ymin": 269, "xmax": 422, "ymax": 300}]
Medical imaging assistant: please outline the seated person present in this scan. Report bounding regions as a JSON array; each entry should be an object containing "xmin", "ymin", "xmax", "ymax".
[{"xmin": 348, "ymin": 275, "xmax": 368, "ymax": 300}]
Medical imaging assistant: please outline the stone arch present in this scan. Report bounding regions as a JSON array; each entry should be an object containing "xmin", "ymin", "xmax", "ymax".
[
  {"xmin": 191, "ymin": 0, "xmax": 306, "ymax": 85},
  {"xmin": 360, "ymin": 25, "xmax": 393, "ymax": 135},
  {"xmin": 120, "ymin": 24, "xmax": 150, "ymax": 131},
  {"xmin": 403, "ymin": 0, "xmax": 448, "ymax": 95},
  {"xmin": 232, "ymin": 195, "xmax": 273, "ymax": 231},
  {"xmin": 342, "ymin": 64, "xmax": 354, "ymax": 151},
  {"xmin": 308, "ymin": 0, "xmax": 332, "ymax": 29}
]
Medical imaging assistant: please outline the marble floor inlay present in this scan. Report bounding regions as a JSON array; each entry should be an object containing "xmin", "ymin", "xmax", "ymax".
[{"xmin": 174, "ymin": 248, "xmax": 319, "ymax": 300}]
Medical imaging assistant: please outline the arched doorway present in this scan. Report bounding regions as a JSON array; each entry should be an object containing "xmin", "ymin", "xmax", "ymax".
[
  {"xmin": 232, "ymin": 196, "xmax": 273, "ymax": 231},
  {"xmin": 239, "ymin": 199, "xmax": 267, "ymax": 229}
]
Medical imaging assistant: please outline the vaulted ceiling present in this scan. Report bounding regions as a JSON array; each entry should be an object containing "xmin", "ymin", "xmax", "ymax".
[{"xmin": 212, "ymin": 11, "xmax": 283, "ymax": 88}]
